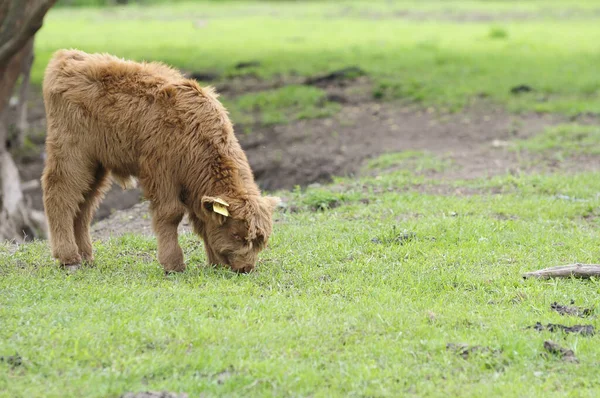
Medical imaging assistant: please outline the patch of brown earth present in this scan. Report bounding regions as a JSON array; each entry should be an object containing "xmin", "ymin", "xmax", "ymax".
[
  {"xmin": 90, "ymin": 201, "xmax": 193, "ymax": 239},
  {"xmin": 237, "ymin": 98, "xmax": 597, "ymax": 191}
]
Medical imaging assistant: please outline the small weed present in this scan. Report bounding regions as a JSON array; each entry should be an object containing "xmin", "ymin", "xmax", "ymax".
[
  {"xmin": 300, "ymin": 189, "xmax": 345, "ymax": 211},
  {"xmin": 488, "ymin": 26, "xmax": 508, "ymax": 39}
]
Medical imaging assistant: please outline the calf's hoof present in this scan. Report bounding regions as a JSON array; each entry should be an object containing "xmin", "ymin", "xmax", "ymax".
[
  {"xmin": 61, "ymin": 263, "xmax": 82, "ymax": 273},
  {"xmin": 163, "ymin": 263, "xmax": 186, "ymax": 274},
  {"xmin": 54, "ymin": 251, "xmax": 82, "ymax": 267},
  {"xmin": 233, "ymin": 265, "xmax": 255, "ymax": 274}
]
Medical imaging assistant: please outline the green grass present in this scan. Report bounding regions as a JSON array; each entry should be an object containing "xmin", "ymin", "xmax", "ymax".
[
  {"xmin": 488, "ymin": 26, "xmax": 509, "ymax": 40},
  {"xmin": 56, "ymin": 0, "xmax": 199, "ymax": 6},
  {"xmin": 2, "ymin": 164, "xmax": 600, "ymax": 397},
  {"xmin": 224, "ymin": 85, "xmax": 341, "ymax": 127},
  {"xmin": 515, "ymin": 124, "xmax": 600, "ymax": 158},
  {"xmin": 33, "ymin": 0, "xmax": 600, "ymax": 116},
  {"xmin": 5, "ymin": 1, "xmax": 600, "ymax": 396}
]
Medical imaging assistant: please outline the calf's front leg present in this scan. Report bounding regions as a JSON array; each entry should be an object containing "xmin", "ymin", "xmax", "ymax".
[
  {"xmin": 150, "ymin": 202, "xmax": 186, "ymax": 273},
  {"xmin": 188, "ymin": 212, "xmax": 217, "ymax": 267}
]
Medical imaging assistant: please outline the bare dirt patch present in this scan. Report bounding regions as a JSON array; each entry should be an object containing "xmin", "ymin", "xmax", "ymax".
[
  {"xmin": 90, "ymin": 201, "xmax": 193, "ymax": 239},
  {"xmin": 237, "ymin": 97, "xmax": 598, "ymax": 191}
]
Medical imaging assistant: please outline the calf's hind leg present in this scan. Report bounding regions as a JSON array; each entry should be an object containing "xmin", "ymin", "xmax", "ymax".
[
  {"xmin": 42, "ymin": 147, "xmax": 96, "ymax": 267},
  {"xmin": 73, "ymin": 166, "xmax": 112, "ymax": 263}
]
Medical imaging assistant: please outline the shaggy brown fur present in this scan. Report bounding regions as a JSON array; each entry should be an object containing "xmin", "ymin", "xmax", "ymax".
[{"xmin": 41, "ymin": 49, "xmax": 280, "ymax": 273}]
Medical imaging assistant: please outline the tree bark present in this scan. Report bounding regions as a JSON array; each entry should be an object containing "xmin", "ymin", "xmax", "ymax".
[
  {"xmin": 15, "ymin": 38, "xmax": 35, "ymax": 148},
  {"xmin": 0, "ymin": 0, "xmax": 56, "ymax": 242},
  {"xmin": 0, "ymin": 1, "xmax": 57, "ymax": 67},
  {"xmin": 0, "ymin": 141, "xmax": 47, "ymax": 241}
]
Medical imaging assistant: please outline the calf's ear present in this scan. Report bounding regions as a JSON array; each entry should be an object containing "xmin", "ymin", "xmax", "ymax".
[{"xmin": 201, "ymin": 196, "xmax": 230, "ymax": 223}]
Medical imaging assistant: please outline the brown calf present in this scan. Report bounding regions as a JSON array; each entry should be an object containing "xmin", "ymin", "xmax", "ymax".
[{"xmin": 41, "ymin": 49, "xmax": 280, "ymax": 273}]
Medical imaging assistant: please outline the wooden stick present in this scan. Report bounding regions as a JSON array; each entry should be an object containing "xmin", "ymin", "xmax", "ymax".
[{"xmin": 523, "ymin": 264, "xmax": 600, "ymax": 279}]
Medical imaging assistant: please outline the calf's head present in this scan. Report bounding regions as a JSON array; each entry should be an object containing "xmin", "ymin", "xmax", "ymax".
[{"xmin": 199, "ymin": 194, "xmax": 280, "ymax": 273}]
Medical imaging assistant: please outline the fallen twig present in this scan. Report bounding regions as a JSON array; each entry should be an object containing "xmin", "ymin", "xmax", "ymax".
[{"xmin": 523, "ymin": 264, "xmax": 600, "ymax": 279}]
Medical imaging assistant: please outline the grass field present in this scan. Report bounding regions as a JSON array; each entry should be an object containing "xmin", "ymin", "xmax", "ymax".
[
  {"xmin": 3, "ymin": 1, "xmax": 600, "ymax": 397},
  {"xmin": 33, "ymin": 0, "xmax": 600, "ymax": 116},
  {"xmin": 2, "ymin": 162, "xmax": 600, "ymax": 397}
]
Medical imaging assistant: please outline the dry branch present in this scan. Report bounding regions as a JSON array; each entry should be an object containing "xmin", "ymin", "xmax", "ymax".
[{"xmin": 523, "ymin": 264, "xmax": 600, "ymax": 280}]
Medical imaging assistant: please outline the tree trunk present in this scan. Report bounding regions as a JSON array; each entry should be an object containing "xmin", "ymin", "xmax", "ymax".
[
  {"xmin": 0, "ymin": 0, "xmax": 57, "ymax": 242},
  {"xmin": 15, "ymin": 38, "xmax": 35, "ymax": 148},
  {"xmin": 2, "ymin": 37, "xmax": 33, "ymax": 149},
  {"xmin": 0, "ymin": 140, "xmax": 47, "ymax": 242}
]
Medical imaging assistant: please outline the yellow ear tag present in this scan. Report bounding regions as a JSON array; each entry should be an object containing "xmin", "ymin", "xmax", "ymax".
[
  {"xmin": 214, "ymin": 198, "xmax": 230, "ymax": 207},
  {"xmin": 212, "ymin": 198, "xmax": 230, "ymax": 217}
]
